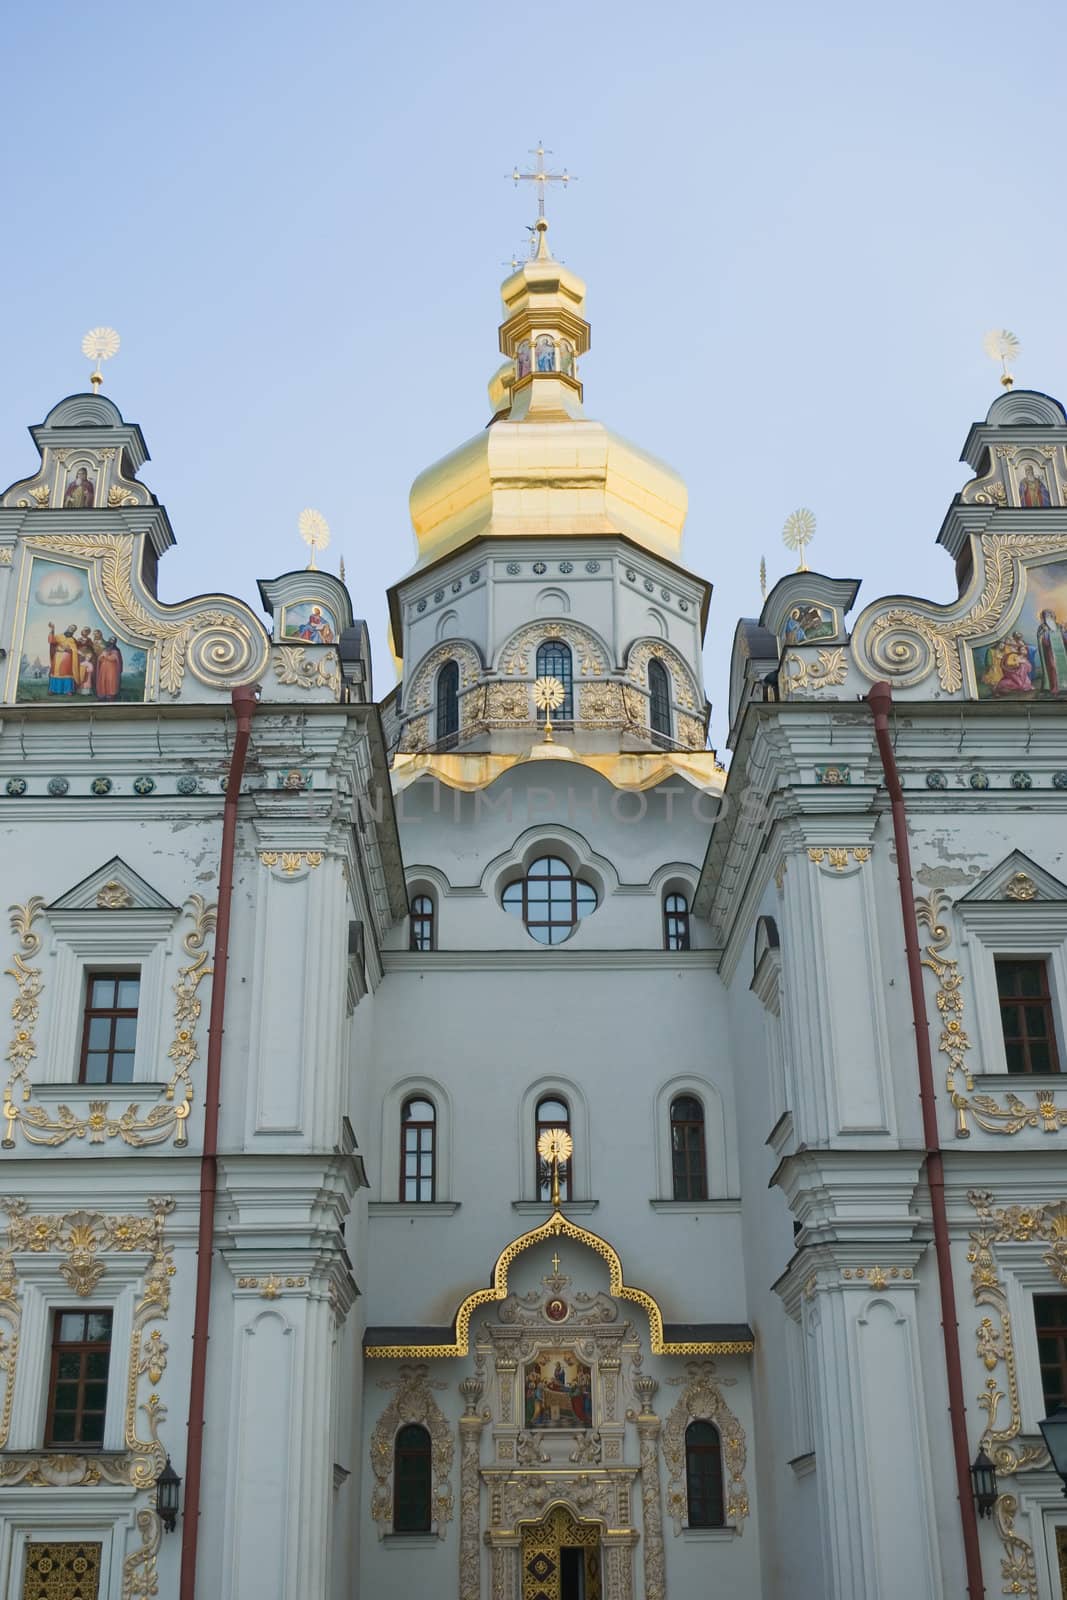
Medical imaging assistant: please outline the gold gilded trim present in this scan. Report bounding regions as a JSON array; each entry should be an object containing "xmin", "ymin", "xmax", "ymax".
[
  {"xmin": 390, "ymin": 749, "xmax": 725, "ymax": 795},
  {"xmin": 363, "ymin": 1209, "xmax": 755, "ymax": 1359}
]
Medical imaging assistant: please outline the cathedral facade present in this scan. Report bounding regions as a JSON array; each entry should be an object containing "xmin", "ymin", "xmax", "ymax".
[{"xmin": 1, "ymin": 227, "xmax": 1067, "ymax": 1600}]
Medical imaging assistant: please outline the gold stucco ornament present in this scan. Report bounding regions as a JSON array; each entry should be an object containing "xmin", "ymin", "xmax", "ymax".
[{"xmin": 533, "ymin": 675, "xmax": 566, "ymax": 742}]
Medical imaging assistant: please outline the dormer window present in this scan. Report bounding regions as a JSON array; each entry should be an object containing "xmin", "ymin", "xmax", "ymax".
[
  {"xmin": 535, "ymin": 641, "xmax": 573, "ymax": 720},
  {"xmin": 436, "ymin": 660, "xmax": 459, "ymax": 743}
]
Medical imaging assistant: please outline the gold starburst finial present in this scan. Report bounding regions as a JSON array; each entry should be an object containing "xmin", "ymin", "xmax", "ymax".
[
  {"xmin": 782, "ymin": 508, "xmax": 816, "ymax": 573},
  {"xmin": 298, "ymin": 508, "xmax": 331, "ymax": 571},
  {"xmin": 533, "ymin": 675, "xmax": 566, "ymax": 742},
  {"xmin": 81, "ymin": 327, "xmax": 120, "ymax": 394},
  {"xmin": 537, "ymin": 1127, "xmax": 574, "ymax": 1209},
  {"xmin": 984, "ymin": 329, "xmax": 1020, "ymax": 390}
]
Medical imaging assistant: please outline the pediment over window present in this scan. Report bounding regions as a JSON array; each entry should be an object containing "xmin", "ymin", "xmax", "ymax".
[
  {"xmin": 47, "ymin": 857, "xmax": 177, "ymax": 914},
  {"xmin": 956, "ymin": 851, "xmax": 1067, "ymax": 906}
]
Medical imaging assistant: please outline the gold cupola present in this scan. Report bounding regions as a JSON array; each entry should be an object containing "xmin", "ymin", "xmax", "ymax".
[{"xmin": 408, "ymin": 220, "xmax": 688, "ymax": 569}]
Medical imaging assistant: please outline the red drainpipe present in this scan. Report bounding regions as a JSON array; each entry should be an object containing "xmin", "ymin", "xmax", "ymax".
[
  {"xmin": 180, "ymin": 683, "xmax": 258, "ymax": 1600},
  {"xmin": 866, "ymin": 680, "xmax": 985, "ymax": 1600}
]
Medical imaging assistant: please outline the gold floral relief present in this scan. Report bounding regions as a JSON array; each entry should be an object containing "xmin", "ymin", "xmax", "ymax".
[
  {"xmin": 624, "ymin": 640, "xmax": 698, "ymax": 709},
  {"xmin": 2, "ymin": 895, "xmax": 215, "ymax": 1152},
  {"xmin": 500, "ymin": 622, "xmax": 607, "ymax": 679},
  {"xmin": 272, "ymin": 646, "xmax": 341, "ymax": 695},
  {"xmin": 369, "ymin": 1365, "xmax": 454, "ymax": 1538},
  {"xmin": 661, "ymin": 1361, "xmax": 750, "ymax": 1535},
  {"xmin": 781, "ymin": 647, "xmax": 848, "ymax": 695},
  {"xmin": 20, "ymin": 1540, "xmax": 102, "ymax": 1600},
  {"xmin": 0, "ymin": 1197, "xmax": 175, "ymax": 1489}
]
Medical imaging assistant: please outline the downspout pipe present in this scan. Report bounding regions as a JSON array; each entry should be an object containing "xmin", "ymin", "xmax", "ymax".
[
  {"xmin": 180, "ymin": 683, "xmax": 258, "ymax": 1600},
  {"xmin": 866, "ymin": 680, "xmax": 985, "ymax": 1600}
]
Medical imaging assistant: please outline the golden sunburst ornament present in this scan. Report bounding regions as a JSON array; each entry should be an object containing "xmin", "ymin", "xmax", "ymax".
[
  {"xmin": 81, "ymin": 326, "xmax": 120, "ymax": 393},
  {"xmin": 533, "ymin": 675, "xmax": 566, "ymax": 742},
  {"xmin": 782, "ymin": 507, "xmax": 816, "ymax": 573},
  {"xmin": 983, "ymin": 328, "xmax": 1020, "ymax": 390},
  {"xmin": 537, "ymin": 1126, "xmax": 573, "ymax": 1208},
  {"xmin": 298, "ymin": 508, "xmax": 331, "ymax": 571}
]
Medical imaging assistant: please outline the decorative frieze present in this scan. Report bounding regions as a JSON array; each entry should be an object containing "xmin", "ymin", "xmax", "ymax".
[{"xmin": 369, "ymin": 1365, "xmax": 454, "ymax": 1539}]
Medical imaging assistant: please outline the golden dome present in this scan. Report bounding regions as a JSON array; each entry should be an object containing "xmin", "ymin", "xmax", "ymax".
[{"xmin": 408, "ymin": 222, "xmax": 688, "ymax": 569}]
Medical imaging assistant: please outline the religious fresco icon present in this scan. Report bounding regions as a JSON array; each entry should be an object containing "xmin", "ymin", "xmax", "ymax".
[
  {"xmin": 523, "ymin": 1348, "xmax": 593, "ymax": 1430},
  {"xmin": 62, "ymin": 466, "xmax": 96, "ymax": 508},
  {"xmin": 16, "ymin": 559, "xmax": 147, "ymax": 703},
  {"xmin": 279, "ymin": 600, "xmax": 338, "ymax": 644},
  {"xmin": 1016, "ymin": 460, "xmax": 1053, "ymax": 508},
  {"xmin": 781, "ymin": 602, "xmax": 836, "ymax": 647},
  {"xmin": 973, "ymin": 557, "xmax": 1067, "ymax": 699}
]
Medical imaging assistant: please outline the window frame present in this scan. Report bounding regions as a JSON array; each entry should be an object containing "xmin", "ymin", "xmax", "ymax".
[
  {"xmin": 1034, "ymin": 1292, "xmax": 1067, "ymax": 1413},
  {"xmin": 400, "ymin": 1095, "xmax": 436, "ymax": 1203},
  {"xmin": 535, "ymin": 1094, "xmax": 573, "ymax": 1202},
  {"xmin": 435, "ymin": 659, "xmax": 459, "ymax": 744},
  {"xmin": 670, "ymin": 1094, "xmax": 708, "ymax": 1201},
  {"xmin": 684, "ymin": 1419, "xmax": 725, "ymax": 1528},
  {"xmin": 78, "ymin": 971, "xmax": 141, "ymax": 1086},
  {"xmin": 535, "ymin": 639, "xmax": 574, "ymax": 721},
  {"xmin": 409, "ymin": 894, "xmax": 435, "ymax": 953},
  {"xmin": 648, "ymin": 657, "xmax": 672, "ymax": 741},
  {"xmin": 393, "ymin": 1422, "xmax": 433, "ymax": 1533},
  {"xmin": 995, "ymin": 956, "xmax": 1061, "ymax": 1075},
  {"xmin": 44, "ymin": 1308, "xmax": 113, "ymax": 1449},
  {"xmin": 663, "ymin": 892, "xmax": 691, "ymax": 951},
  {"xmin": 502, "ymin": 855, "xmax": 597, "ymax": 945}
]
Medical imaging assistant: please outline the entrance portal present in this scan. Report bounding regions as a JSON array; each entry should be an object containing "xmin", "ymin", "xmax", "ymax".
[{"xmin": 521, "ymin": 1505, "xmax": 602, "ymax": 1600}]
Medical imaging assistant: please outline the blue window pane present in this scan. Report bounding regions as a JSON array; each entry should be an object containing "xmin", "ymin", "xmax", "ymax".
[{"xmin": 116, "ymin": 978, "xmax": 140, "ymax": 1008}]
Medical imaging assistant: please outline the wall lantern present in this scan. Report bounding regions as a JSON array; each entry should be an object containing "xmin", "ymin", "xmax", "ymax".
[
  {"xmin": 1039, "ymin": 1404, "xmax": 1067, "ymax": 1495},
  {"xmin": 156, "ymin": 1456, "xmax": 182, "ymax": 1532},
  {"xmin": 970, "ymin": 1447, "xmax": 998, "ymax": 1518}
]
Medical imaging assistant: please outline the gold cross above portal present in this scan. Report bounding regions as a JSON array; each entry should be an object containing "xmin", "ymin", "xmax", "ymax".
[
  {"xmin": 510, "ymin": 142, "xmax": 575, "ymax": 222},
  {"xmin": 551, "ymin": 1251, "xmax": 561, "ymax": 1273}
]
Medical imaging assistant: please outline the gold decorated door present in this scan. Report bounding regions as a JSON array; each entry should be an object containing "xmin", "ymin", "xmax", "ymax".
[
  {"xmin": 521, "ymin": 1505, "xmax": 602, "ymax": 1600},
  {"xmin": 21, "ymin": 1543, "xmax": 102, "ymax": 1600}
]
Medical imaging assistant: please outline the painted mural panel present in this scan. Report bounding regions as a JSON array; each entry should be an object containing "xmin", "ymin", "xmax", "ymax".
[
  {"xmin": 17, "ymin": 559, "xmax": 147, "ymax": 702},
  {"xmin": 523, "ymin": 1348, "xmax": 593, "ymax": 1429},
  {"xmin": 782, "ymin": 603, "xmax": 835, "ymax": 647},
  {"xmin": 279, "ymin": 600, "xmax": 338, "ymax": 643},
  {"xmin": 973, "ymin": 557, "xmax": 1067, "ymax": 699}
]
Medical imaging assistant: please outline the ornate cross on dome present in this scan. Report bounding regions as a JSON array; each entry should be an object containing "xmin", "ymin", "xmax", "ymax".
[{"xmin": 510, "ymin": 142, "xmax": 575, "ymax": 222}]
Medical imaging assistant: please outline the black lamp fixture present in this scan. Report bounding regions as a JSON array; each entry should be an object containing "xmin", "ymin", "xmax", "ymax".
[
  {"xmin": 1039, "ymin": 1404, "xmax": 1067, "ymax": 1496},
  {"xmin": 970, "ymin": 1446, "xmax": 998, "ymax": 1518},
  {"xmin": 155, "ymin": 1456, "xmax": 182, "ymax": 1533}
]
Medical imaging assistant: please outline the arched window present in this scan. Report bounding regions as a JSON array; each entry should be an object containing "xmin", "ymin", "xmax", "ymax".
[
  {"xmin": 663, "ymin": 892, "xmax": 691, "ymax": 951},
  {"xmin": 502, "ymin": 856, "xmax": 597, "ymax": 945},
  {"xmin": 409, "ymin": 894, "xmax": 435, "ymax": 952},
  {"xmin": 685, "ymin": 1420, "xmax": 725, "ymax": 1527},
  {"xmin": 535, "ymin": 640, "xmax": 573, "ymax": 720},
  {"xmin": 536, "ymin": 1095, "xmax": 572, "ymax": 1201},
  {"xmin": 670, "ymin": 1095, "xmax": 707, "ymax": 1200},
  {"xmin": 648, "ymin": 658, "xmax": 672, "ymax": 740},
  {"xmin": 393, "ymin": 1423, "xmax": 433, "ymax": 1532},
  {"xmin": 400, "ymin": 1097, "xmax": 435, "ymax": 1201},
  {"xmin": 436, "ymin": 660, "xmax": 459, "ymax": 743}
]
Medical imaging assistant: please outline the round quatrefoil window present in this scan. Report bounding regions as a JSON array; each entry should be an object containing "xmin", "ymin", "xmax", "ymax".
[{"xmin": 502, "ymin": 855, "xmax": 598, "ymax": 945}]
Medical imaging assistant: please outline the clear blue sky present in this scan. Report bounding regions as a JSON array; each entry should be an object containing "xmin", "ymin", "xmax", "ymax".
[{"xmin": 3, "ymin": 0, "xmax": 1064, "ymax": 748}]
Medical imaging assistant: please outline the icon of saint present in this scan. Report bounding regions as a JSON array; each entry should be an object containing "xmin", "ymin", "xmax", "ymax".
[
  {"xmin": 95, "ymin": 637, "xmax": 124, "ymax": 701},
  {"xmin": 1018, "ymin": 463, "xmax": 1052, "ymax": 508},
  {"xmin": 47, "ymin": 620, "xmax": 80, "ymax": 695},
  {"xmin": 536, "ymin": 336, "xmax": 556, "ymax": 372},
  {"xmin": 63, "ymin": 467, "xmax": 95, "ymax": 509}
]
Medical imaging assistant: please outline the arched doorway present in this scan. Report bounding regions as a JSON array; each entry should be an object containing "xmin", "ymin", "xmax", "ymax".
[{"xmin": 521, "ymin": 1505, "xmax": 602, "ymax": 1600}]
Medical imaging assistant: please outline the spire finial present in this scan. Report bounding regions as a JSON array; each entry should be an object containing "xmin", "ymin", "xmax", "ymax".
[
  {"xmin": 759, "ymin": 555, "xmax": 767, "ymax": 601},
  {"xmin": 537, "ymin": 1127, "xmax": 573, "ymax": 1209},
  {"xmin": 298, "ymin": 508, "xmax": 331, "ymax": 572},
  {"xmin": 534, "ymin": 675, "xmax": 566, "ymax": 742},
  {"xmin": 82, "ymin": 327, "xmax": 120, "ymax": 393},
  {"xmin": 510, "ymin": 141, "xmax": 575, "ymax": 225},
  {"xmin": 782, "ymin": 508, "xmax": 816, "ymax": 573},
  {"xmin": 984, "ymin": 329, "xmax": 1020, "ymax": 390}
]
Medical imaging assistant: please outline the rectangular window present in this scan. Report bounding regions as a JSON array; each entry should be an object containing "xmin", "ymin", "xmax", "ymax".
[
  {"xmin": 996, "ymin": 958, "xmax": 1061, "ymax": 1074},
  {"xmin": 45, "ymin": 1309, "xmax": 113, "ymax": 1447},
  {"xmin": 79, "ymin": 972, "xmax": 140, "ymax": 1084},
  {"xmin": 1035, "ymin": 1294, "xmax": 1067, "ymax": 1414}
]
